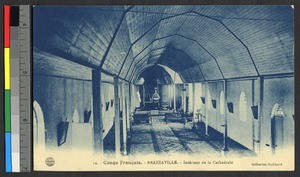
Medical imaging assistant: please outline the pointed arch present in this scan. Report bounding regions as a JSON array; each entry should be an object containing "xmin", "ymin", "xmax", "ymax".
[
  {"xmin": 270, "ymin": 103, "xmax": 285, "ymax": 154},
  {"xmin": 271, "ymin": 103, "xmax": 285, "ymax": 118},
  {"xmin": 239, "ymin": 91, "xmax": 247, "ymax": 122},
  {"xmin": 72, "ymin": 109, "xmax": 80, "ymax": 123},
  {"xmin": 33, "ymin": 100, "xmax": 46, "ymax": 150}
]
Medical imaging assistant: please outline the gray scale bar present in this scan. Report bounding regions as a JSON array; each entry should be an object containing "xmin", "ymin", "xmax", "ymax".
[
  {"xmin": 19, "ymin": 5, "xmax": 31, "ymax": 172},
  {"xmin": 11, "ymin": 26, "xmax": 20, "ymax": 172}
]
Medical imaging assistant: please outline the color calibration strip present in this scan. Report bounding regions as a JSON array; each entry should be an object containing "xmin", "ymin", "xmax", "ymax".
[
  {"xmin": 4, "ymin": 4, "xmax": 12, "ymax": 172},
  {"xmin": 4, "ymin": 5, "xmax": 26, "ymax": 172}
]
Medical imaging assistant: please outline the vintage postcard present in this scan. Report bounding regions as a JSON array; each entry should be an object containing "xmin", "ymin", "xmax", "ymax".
[{"xmin": 32, "ymin": 5, "xmax": 294, "ymax": 171}]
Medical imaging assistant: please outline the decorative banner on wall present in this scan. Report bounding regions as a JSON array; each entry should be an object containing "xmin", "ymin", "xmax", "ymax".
[
  {"xmin": 251, "ymin": 105, "xmax": 259, "ymax": 120},
  {"xmin": 227, "ymin": 102, "xmax": 234, "ymax": 113}
]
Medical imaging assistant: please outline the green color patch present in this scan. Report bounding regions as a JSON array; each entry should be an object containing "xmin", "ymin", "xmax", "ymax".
[{"xmin": 5, "ymin": 90, "xmax": 11, "ymax": 132}]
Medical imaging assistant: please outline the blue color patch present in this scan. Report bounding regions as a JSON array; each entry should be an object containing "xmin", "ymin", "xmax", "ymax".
[{"xmin": 5, "ymin": 132, "xmax": 12, "ymax": 172}]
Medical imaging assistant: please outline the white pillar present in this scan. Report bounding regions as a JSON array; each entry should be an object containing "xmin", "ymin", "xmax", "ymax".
[
  {"xmin": 173, "ymin": 84, "xmax": 176, "ymax": 111},
  {"xmin": 169, "ymin": 85, "xmax": 172, "ymax": 108},
  {"xmin": 183, "ymin": 84, "xmax": 187, "ymax": 112},
  {"xmin": 205, "ymin": 82, "xmax": 209, "ymax": 136},
  {"xmin": 127, "ymin": 83, "xmax": 131, "ymax": 136},
  {"xmin": 192, "ymin": 83, "xmax": 196, "ymax": 130},
  {"xmin": 142, "ymin": 85, "xmax": 145, "ymax": 107},
  {"xmin": 222, "ymin": 80, "xmax": 228, "ymax": 151},
  {"xmin": 182, "ymin": 84, "xmax": 187, "ymax": 125},
  {"xmin": 173, "ymin": 73, "xmax": 177, "ymax": 111},
  {"xmin": 121, "ymin": 82, "xmax": 127, "ymax": 155}
]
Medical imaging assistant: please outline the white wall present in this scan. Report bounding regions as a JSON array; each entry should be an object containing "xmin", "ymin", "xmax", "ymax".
[
  {"xmin": 101, "ymin": 83, "xmax": 115, "ymax": 138},
  {"xmin": 197, "ymin": 77, "xmax": 294, "ymax": 155}
]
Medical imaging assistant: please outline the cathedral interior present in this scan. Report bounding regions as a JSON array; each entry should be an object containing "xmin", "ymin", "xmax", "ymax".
[{"xmin": 32, "ymin": 6, "xmax": 294, "ymax": 161}]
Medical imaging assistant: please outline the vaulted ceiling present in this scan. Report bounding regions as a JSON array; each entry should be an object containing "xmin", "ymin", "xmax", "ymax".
[{"xmin": 33, "ymin": 5, "xmax": 294, "ymax": 83}]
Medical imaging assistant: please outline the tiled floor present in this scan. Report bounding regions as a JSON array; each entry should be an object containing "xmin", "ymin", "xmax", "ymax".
[
  {"xmin": 129, "ymin": 116, "xmax": 256, "ymax": 158},
  {"xmin": 128, "ymin": 125, "xmax": 155, "ymax": 156}
]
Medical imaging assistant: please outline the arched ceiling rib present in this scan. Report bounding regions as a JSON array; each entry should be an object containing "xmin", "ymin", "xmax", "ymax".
[
  {"xmin": 128, "ymin": 46, "xmax": 204, "ymax": 76},
  {"xmin": 33, "ymin": 6, "xmax": 294, "ymax": 83},
  {"xmin": 127, "ymin": 34, "xmax": 223, "ymax": 81},
  {"xmin": 99, "ymin": 6, "xmax": 133, "ymax": 68},
  {"xmin": 118, "ymin": 9, "xmax": 197, "ymax": 78},
  {"xmin": 121, "ymin": 10, "xmax": 260, "ymax": 81},
  {"xmin": 120, "ymin": 6, "xmax": 293, "ymax": 82}
]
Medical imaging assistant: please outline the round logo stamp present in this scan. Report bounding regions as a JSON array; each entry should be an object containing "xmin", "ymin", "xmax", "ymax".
[{"xmin": 45, "ymin": 157, "xmax": 55, "ymax": 167}]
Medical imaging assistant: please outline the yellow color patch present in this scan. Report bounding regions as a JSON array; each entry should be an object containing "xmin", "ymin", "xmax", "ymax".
[{"xmin": 4, "ymin": 48, "xmax": 10, "ymax": 89}]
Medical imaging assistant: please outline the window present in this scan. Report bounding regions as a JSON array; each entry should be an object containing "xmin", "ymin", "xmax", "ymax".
[
  {"xmin": 271, "ymin": 103, "xmax": 284, "ymax": 118},
  {"xmin": 72, "ymin": 109, "xmax": 80, "ymax": 123},
  {"xmin": 239, "ymin": 91, "xmax": 247, "ymax": 122},
  {"xmin": 33, "ymin": 100, "xmax": 44, "ymax": 125},
  {"xmin": 33, "ymin": 100, "xmax": 46, "ymax": 149}
]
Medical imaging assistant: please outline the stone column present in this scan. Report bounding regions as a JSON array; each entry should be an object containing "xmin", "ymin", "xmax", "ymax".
[
  {"xmin": 114, "ymin": 76, "xmax": 121, "ymax": 157},
  {"xmin": 256, "ymin": 77, "xmax": 264, "ymax": 157}
]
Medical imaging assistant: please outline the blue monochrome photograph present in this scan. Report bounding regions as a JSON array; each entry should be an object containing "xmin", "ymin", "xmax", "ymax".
[{"xmin": 32, "ymin": 5, "xmax": 294, "ymax": 171}]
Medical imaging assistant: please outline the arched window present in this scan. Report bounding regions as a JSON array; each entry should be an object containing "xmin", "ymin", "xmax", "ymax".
[
  {"xmin": 72, "ymin": 109, "xmax": 80, "ymax": 123},
  {"xmin": 33, "ymin": 100, "xmax": 44, "ymax": 125},
  {"xmin": 271, "ymin": 103, "xmax": 284, "ymax": 118},
  {"xmin": 33, "ymin": 100, "xmax": 45, "ymax": 150},
  {"xmin": 239, "ymin": 91, "xmax": 247, "ymax": 122},
  {"xmin": 220, "ymin": 91, "xmax": 225, "ymax": 115},
  {"xmin": 270, "ymin": 103, "xmax": 284, "ymax": 154}
]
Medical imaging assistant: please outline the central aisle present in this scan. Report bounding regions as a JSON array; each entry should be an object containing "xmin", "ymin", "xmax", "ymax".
[{"xmin": 129, "ymin": 116, "xmax": 220, "ymax": 158}]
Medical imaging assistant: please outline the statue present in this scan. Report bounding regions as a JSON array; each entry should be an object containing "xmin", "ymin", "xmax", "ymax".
[{"xmin": 152, "ymin": 87, "xmax": 160, "ymax": 103}]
